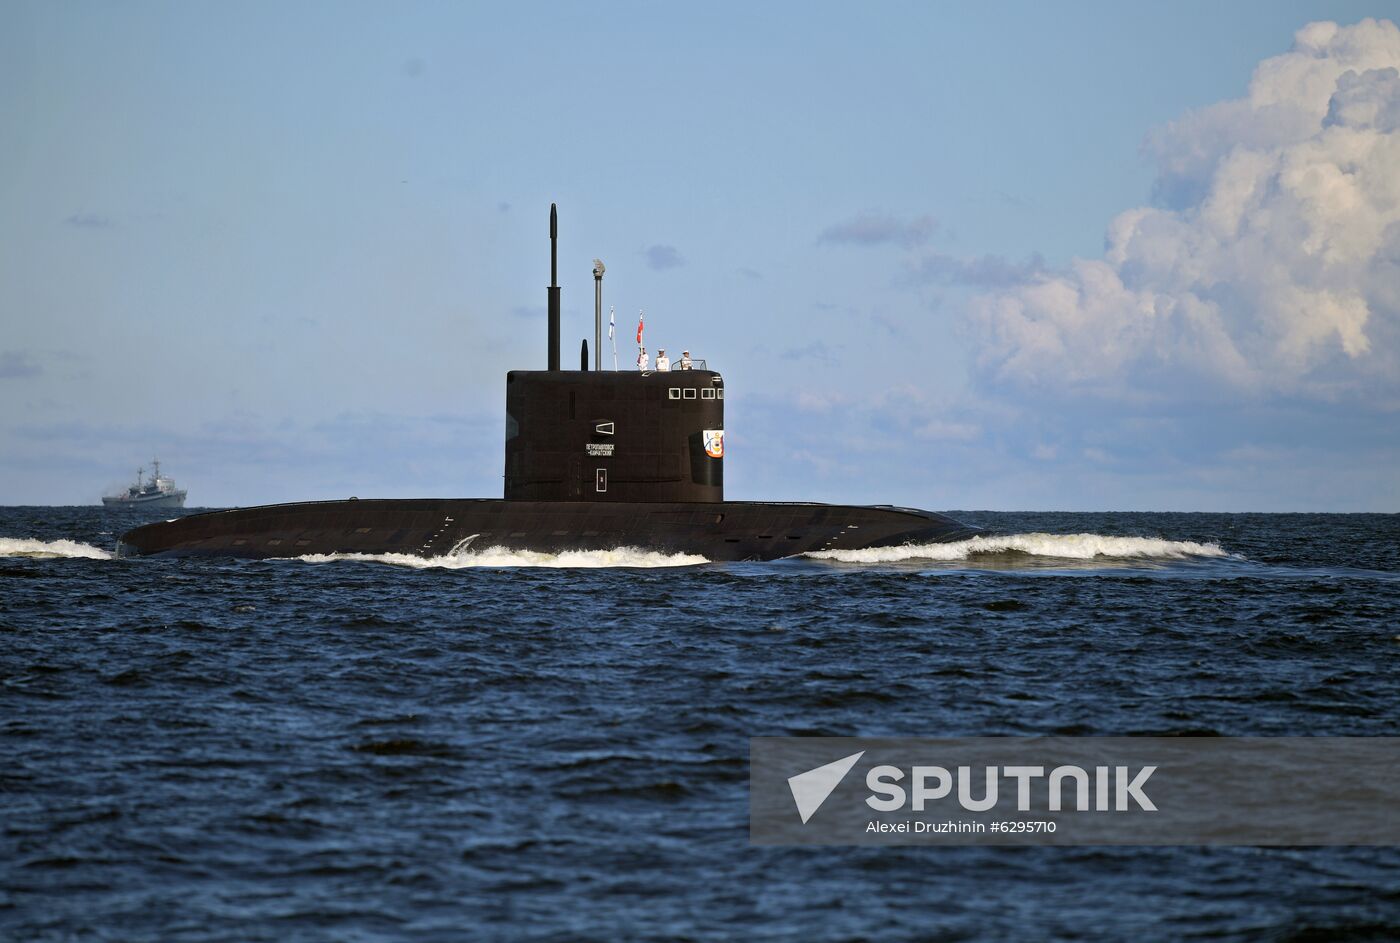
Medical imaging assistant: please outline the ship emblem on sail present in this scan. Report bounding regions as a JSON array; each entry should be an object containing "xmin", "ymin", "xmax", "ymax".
[{"xmin": 703, "ymin": 429, "xmax": 725, "ymax": 459}]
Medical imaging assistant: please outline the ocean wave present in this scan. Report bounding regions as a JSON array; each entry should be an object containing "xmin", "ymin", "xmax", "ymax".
[
  {"xmin": 805, "ymin": 533, "xmax": 1230, "ymax": 564},
  {"xmin": 288, "ymin": 545, "xmax": 710, "ymax": 569},
  {"xmin": 0, "ymin": 537, "xmax": 114, "ymax": 560}
]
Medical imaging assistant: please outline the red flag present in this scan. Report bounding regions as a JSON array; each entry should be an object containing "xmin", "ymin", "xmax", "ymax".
[{"xmin": 636, "ymin": 312, "xmax": 644, "ymax": 344}]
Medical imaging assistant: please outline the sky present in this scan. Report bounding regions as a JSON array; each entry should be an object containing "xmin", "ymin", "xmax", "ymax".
[{"xmin": 1, "ymin": 0, "xmax": 1397, "ymax": 510}]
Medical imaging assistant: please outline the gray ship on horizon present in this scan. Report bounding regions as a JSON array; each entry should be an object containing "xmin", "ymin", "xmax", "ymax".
[{"xmin": 103, "ymin": 460, "xmax": 186, "ymax": 509}]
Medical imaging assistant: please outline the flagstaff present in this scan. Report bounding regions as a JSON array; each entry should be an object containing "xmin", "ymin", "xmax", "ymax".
[{"xmin": 609, "ymin": 305, "xmax": 617, "ymax": 371}]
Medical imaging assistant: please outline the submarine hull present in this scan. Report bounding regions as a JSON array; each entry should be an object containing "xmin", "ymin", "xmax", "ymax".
[{"xmin": 116, "ymin": 498, "xmax": 979, "ymax": 562}]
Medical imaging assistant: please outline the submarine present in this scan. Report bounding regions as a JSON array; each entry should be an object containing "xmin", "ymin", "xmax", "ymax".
[{"xmin": 117, "ymin": 206, "xmax": 979, "ymax": 562}]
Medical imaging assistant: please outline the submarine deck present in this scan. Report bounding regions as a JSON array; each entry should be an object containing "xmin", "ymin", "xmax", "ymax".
[{"xmin": 117, "ymin": 498, "xmax": 979, "ymax": 562}]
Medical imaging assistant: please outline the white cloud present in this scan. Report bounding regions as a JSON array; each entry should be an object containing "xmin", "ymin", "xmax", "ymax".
[
  {"xmin": 913, "ymin": 419, "xmax": 980, "ymax": 442},
  {"xmin": 971, "ymin": 19, "xmax": 1400, "ymax": 403},
  {"xmin": 793, "ymin": 389, "xmax": 848, "ymax": 413}
]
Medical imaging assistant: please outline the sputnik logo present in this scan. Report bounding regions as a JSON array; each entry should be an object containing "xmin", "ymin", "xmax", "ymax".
[{"xmin": 787, "ymin": 751, "xmax": 864, "ymax": 824}]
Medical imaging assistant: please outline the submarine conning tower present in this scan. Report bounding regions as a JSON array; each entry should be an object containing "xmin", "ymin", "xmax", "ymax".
[{"xmin": 503, "ymin": 205, "xmax": 724, "ymax": 503}]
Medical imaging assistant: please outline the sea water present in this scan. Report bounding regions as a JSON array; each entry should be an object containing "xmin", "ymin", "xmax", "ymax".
[{"xmin": 2, "ymin": 507, "xmax": 1397, "ymax": 940}]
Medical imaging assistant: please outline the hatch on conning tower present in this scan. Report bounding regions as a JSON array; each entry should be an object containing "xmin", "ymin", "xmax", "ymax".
[{"xmin": 502, "ymin": 205, "xmax": 724, "ymax": 503}]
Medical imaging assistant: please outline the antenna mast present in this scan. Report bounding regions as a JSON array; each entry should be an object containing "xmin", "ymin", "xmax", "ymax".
[
  {"xmin": 592, "ymin": 259, "xmax": 605, "ymax": 371},
  {"xmin": 547, "ymin": 204, "xmax": 560, "ymax": 371}
]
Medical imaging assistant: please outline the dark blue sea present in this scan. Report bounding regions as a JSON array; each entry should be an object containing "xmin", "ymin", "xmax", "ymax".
[{"xmin": 2, "ymin": 507, "xmax": 1398, "ymax": 941}]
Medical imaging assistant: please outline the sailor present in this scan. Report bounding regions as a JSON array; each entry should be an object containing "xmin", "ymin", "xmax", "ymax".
[
  {"xmin": 679, "ymin": 350, "xmax": 693, "ymax": 370},
  {"xmin": 637, "ymin": 346, "xmax": 649, "ymax": 371},
  {"xmin": 656, "ymin": 348, "xmax": 671, "ymax": 372}
]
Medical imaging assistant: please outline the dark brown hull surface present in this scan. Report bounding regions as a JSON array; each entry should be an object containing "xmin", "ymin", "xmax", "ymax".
[{"xmin": 116, "ymin": 499, "xmax": 979, "ymax": 563}]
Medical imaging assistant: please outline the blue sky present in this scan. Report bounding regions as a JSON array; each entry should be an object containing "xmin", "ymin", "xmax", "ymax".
[{"xmin": 2, "ymin": 1, "xmax": 1397, "ymax": 509}]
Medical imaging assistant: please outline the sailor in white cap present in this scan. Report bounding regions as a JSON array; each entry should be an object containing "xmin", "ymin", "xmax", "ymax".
[
  {"xmin": 656, "ymin": 348, "xmax": 671, "ymax": 372},
  {"xmin": 637, "ymin": 346, "xmax": 649, "ymax": 371},
  {"xmin": 679, "ymin": 350, "xmax": 693, "ymax": 370}
]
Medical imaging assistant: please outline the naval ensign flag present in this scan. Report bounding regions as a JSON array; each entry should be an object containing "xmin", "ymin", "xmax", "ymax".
[{"xmin": 636, "ymin": 311, "xmax": 644, "ymax": 345}]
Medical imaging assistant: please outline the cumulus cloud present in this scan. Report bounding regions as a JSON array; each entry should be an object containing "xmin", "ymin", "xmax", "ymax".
[
  {"xmin": 643, "ymin": 244, "xmax": 684, "ymax": 270},
  {"xmin": 819, "ymin": 211, "xmax": 936, "ymax": 248},
  {"xmin": 970, "ymin": 19, "xmax": 1400, "ymax": 402}
]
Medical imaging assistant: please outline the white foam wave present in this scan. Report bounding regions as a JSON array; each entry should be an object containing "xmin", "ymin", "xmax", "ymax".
[
  {"xmin": 289, "ymin": 544, "xmax": 710, "ymax": 569},
  {"xmin": 0, "ymin": 537, "xmax": 114, "ymax": 560},
  {"xmin": 806, "ymin": 533, "xmax": 1230, "ymax": 564}
]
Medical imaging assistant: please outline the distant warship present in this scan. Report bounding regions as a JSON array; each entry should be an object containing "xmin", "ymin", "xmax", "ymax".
[
  {"xmin": 103, "ymin": 460, "xmax": 187, "ymax": 510},
  {"xmin": 118, "ymin": 206, "xmax": 976, "ymax": 561}
]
